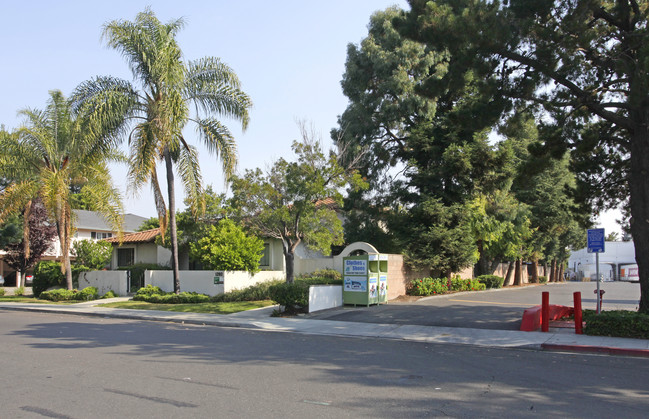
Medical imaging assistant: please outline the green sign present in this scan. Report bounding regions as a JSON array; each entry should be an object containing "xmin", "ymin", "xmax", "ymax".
[{"xmin": 214, "ymin": 271, "xmax": 224, "ymax": 284}]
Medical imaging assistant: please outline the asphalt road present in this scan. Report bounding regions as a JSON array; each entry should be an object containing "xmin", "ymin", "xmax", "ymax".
[
  {"xmin": 307, "ymin": 281, "xmax": 642, "ymax": 330},
  {"xmin": 1, "ymin": 310, "xmax": 648, "ymax": 418}
]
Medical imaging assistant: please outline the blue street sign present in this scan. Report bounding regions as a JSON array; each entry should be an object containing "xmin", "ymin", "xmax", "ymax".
[{"xmin": 587, "ymin": 228, "xmax": 605, "ymax": 253}]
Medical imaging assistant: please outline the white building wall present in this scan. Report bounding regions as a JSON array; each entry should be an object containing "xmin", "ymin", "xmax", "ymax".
[
  {"xmin": 295, "ymin": 258, "xmax": 336, "ymax": 275},
  {"xmin": 77, "ymin": 271, "xmax": 129, "ymax": 296},
  {"xmin": 137, "ymin": 243, "xmax": 158, "ymax": 264},
  {"xmin": 157, "ymin": 246, "xmax": 172, "ymax": 267},
  {"xmin": 144, "ymin": 270, "xmax": 285, "ymax": 296},
  {"xmin": 568, "ymin": 241, "xmax": 636, "ymax": 280}
]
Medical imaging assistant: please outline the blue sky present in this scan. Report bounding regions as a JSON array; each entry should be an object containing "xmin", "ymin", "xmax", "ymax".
[
  {"xmin": 1, "ymin": 0, "xmax": 408, "ymax": 218},
  {"xmin": 0, "ymin": 1, "xmax": 622, "ymax": 235}
]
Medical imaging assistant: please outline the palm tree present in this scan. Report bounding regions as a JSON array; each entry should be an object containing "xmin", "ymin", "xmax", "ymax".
[
  {"xmin": 71, "ymin": 8, "xmax": 252, "ymax": 293},
  {"xmin": 0, "ymin": 90, "xmax": 124, "ymax": 289}
]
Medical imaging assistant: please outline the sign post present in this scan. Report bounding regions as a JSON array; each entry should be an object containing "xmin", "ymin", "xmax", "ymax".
[{"xmin": 587, "ymin": 228, "xmax": 605, "ymax": 313}]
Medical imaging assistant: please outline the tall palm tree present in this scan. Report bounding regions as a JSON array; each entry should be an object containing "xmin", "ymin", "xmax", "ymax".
[
  {"xmin": 0, "ymin": 90, "xmax": 124, "ymax": 289},
  {"xmin": 71, "ymin": 8, "xmax": 252, "ymax": 293}
]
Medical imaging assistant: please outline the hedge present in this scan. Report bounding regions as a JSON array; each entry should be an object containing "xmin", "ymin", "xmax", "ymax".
[
  {"xmin": 132, "ymin": 285, "xmax": 210, "ymax": 304},
  {"xmin": 407, "ymin": 277, "xmax": 485, "ymax": 296},
  {"xmin": 476, "ymin": 275, "xmax": 505, "ymax": 289},
  {"xmin": 584, "ymin": 310, "xmax": 649, "ymax": 339},
  {"xmin": 39, "ymin": 287, "xmax": 99, "ymax": 302},
  {"xmin": 211, "ymin": 280, "xmax": 284, "ymax": 302}
]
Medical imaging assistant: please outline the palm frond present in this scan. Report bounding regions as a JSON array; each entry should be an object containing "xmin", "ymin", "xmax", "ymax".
[
  {"xmin": 71, "ymin": 76, "xmax": 141, "ymax": 149},
  {"xmin": 0, "ymin": 181, "xmax": 39, "ymax": 223},
  {"xmin": 192, "ymin": 117, "xmax": 238, "ymax": 180},
  {"xmin": 176, "ymin": 143, "xmax": 205, "ymax": 216},
  {"xmin": 127, "ymin": 122, "xmax": 160, "ymax": 191},
  {"xmin": 185, "ymin": 58, "xmax": 252, "ymax": 130}
]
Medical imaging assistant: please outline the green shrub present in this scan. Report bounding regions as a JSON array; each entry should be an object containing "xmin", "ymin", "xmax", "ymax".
[
  {"xmin": 0, "ymin": 288, "xmax": 5, "ymax": 296},
  {"xmin": 132, "ymin": 284, "xmax": 163, "ymax": 301},
  {"xmin": 408, "ymin": 277, "xmax": 485, "ymax": 296},
  {"xmin": 102, "ymin": 290, "xmax": 119, "ymax": 299},
  {"xmin": 144, "ymin": 292, "xmax": 210, "ymax": 304},
  {"xmin": 39, "ymin": 287, "xmax": 99, "ymax": 302},
  {"xmin": 211, "ymin": 280, "xmax": 284, "ymax": 302},
  {"xmin": 77, "ymin": 287, "xmax": 99, "ymax": 301},
  {"xmin": 584, "ymin": 310, "xmax": 649, "ymax": 339},
  {"xmin": 33, "ymin": 261, "xmax": 91, "ymax": 297},
  {"xmin": 33, "ymin": 261, "xmax": 65, "ymax": 297},
  {"xmin": 189, "ymin": 219, "xmax": 265, "ymax": 274},
  {"xmin": 268, "ymin": 281, "xmax": 311, "ymax": 313},
  {"xmin": 14, "ymin": 286, "xmax": 25, "ymax": 296},
  {"xmin": 72, "ymin": 239, "xmax": 112, "ymax": 270},
  {"xmin": 40, "ymin": 289, "xmax": 75, "ymax": 301},
  {"xmin": 476, "ymin": 275, "xmax": 505, "ymax": 289},
  {"xmin": 132, "ymin": 285, "xmax": 210, "ymax": 304},
  {"xmin": 538, "ymin": 276, "xmax": 548, "ymax": 284},
  {"xmin": 297, "ymin": 268, "xmax": 342, "ymax": 281}
]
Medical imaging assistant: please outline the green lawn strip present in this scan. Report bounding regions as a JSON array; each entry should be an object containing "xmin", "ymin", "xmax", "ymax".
[
  {"xmin": 101, "ymin": 300, "xmax": 276, "ymax": 314},
  {"xmin": 0, "ymin": 296, "xmax": 77, "ymax": 304}
]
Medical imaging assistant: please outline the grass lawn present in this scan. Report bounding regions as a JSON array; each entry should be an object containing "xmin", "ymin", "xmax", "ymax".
[
  {"xmin": 101, "ymin": 300, "xmax": 276, "ymax": 314},
  {"xmin": 0, "ymin": 295, "xmax": 40, "ymax": 303},
  {"xmin": 0, "ymin": 295, "xmax": 75, "ymax": 304}
]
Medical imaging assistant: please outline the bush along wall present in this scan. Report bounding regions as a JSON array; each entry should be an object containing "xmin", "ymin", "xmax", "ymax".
[
  {"xmin": 131, "ymin": 285, "xmax": 210, "ymax": 304},
  {"xmin": 39, "ymin": 287, "xmax": 100, "ymax": 302},
  {"xmin": 476, "ymin": 275, "xmax": 505, "ymax": 289},
  {"xmin": 407, "ymin": 277, "xmax": 486, "ymax": 297}
]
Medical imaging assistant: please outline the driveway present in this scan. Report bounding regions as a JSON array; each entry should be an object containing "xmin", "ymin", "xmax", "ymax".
[{"xmin": 306, "ymin": 281, "xmax": 641, "ymax": 330}]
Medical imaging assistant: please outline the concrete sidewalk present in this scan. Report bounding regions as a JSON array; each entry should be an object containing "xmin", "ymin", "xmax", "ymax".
[{"xmin": 1, "ymin": 299, "xmax": 648, "ymax": 357}]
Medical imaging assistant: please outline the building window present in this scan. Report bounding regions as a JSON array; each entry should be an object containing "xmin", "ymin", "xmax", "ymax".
[
  {"xmin": 259, "ymin": 243, "xmax": 270, "ymax": 267},
  {"xmin": 117, "ymin": 248, "xmax": 135, "ymax": 267},
  {"xmin": 91, "ymin": 232, "xmax": 113, "ymax": 240}
]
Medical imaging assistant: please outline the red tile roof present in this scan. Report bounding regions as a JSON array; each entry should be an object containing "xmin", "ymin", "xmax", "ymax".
[{"xmin": 104, "ymin": 228, "xmax": 161, "ymax": 244}]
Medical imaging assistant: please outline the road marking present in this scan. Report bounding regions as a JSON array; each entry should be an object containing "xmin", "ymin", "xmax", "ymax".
[
  {"xmin": 448, "ymin": 298, "xmax": 531, "ymax": 306},
  {"xmin": 302, "ymin": 400, "xmax": 331, "ymax": 406}
]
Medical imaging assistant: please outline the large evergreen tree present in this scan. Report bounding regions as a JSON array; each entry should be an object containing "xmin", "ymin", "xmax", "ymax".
[{"xmin": 399, "ymin": 0, "xmax": 649, "ymax": 311}]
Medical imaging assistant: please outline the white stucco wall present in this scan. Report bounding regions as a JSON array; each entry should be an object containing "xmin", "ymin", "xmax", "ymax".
[
  {"xmin": 157, "ymin": 246, "xmax": 172, "ymax": 267},
  {"xmin": 308, "ymin": 285, "xmax": 343, "ymax": 313},
  {"xmin": 223, "ymin": 270, "xmax": 285, "ymax": 293},
  {"xmin": 261, "ymin": 240, "xmax": 285, "ymax": 271},
  {"xmin": 294, "ymin": 258, "xmax": 336, "ymax": 275},
  {"xmin": 77, "ymin": 271, "xmax": 129, "ymax": 296},
  {"xmin": 144, "ymin": 270, "xmax": 285, "ymax": 296}
]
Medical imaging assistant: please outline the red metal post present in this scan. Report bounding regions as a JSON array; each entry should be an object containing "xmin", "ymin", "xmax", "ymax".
[
  {"xmin": 541, "ymin": 291, "xmax": 549, "ymax": 332},
  {"xmin": 573, "ymin": 291, "xmax": 583, "ymax": 335}
]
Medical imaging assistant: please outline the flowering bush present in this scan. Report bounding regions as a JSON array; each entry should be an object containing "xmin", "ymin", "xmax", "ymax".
[{"xmin": 407, "ymin": 277, "xmax": 448, "ymax": 296}]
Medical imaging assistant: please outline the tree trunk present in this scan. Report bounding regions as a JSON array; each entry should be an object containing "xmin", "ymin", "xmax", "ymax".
[
  {"xmin": 17, "ymin": 271, "xmax": 24, "ymax": 288},
  {"xmin": 489, "ymin": 259, "xmax": 500, "ymax": 276},
  {"xmin": 543, "ymin": 262, "xmax": 548, "ymax": 278},
  {"xmin": 164, "ymin": 148, "xmax": 181, "ymax": 294},
  {"xmin": 65, "ymin": 258, "xmax": 73, "ymax": 290},
  {"xmin": 284, "ymin": 250, "xmax": 295, "ymax": 284},
  {"xmin": 629, "ymin": 127, "xmax": 649, "ymax": 312},
  {"xmin": 550, "ymin": 259, "xmax": 556, "ymax": 283},
  {"xmin": 513, "ymin": 259, "xmax": 522, "ymax": 286},
  {"xmin": 504, "ymin": 261, "xmax": 514, "ymax": 286},
  {"xmin": 475, "ymin": 241, "xmax": 489, "ymax": 276},
  {"xmin": 558, "ymin": 263, "xmax": 565, "ymax": 282},
  {"xmin": 530, "ymin": 259, "xmax": 539, "ymax": 284}
]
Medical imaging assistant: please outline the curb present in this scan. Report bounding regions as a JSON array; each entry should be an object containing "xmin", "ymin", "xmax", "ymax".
[
  {"xmin": 0, "ymin": 305, "xmax": 254, "ymax": 330},
  {"xmin": 541, "ymin": 343, "xmax": 649, "ymax": 358}
]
